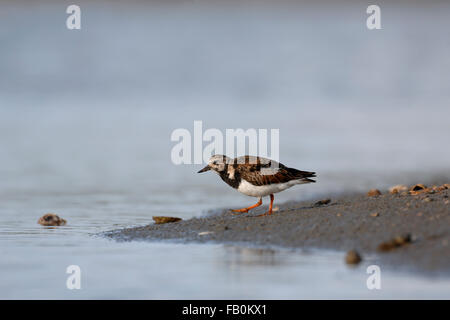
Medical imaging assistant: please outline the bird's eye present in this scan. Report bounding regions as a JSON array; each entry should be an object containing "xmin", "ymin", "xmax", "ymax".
[{"xmin": 213, "ymin": 161, "xmax": 217, "ymax": 165}]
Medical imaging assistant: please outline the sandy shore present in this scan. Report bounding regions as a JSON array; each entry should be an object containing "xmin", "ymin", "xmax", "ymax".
[{"xmin": 104, "ymin": 185, "xmax": 450, "ymax": 275}]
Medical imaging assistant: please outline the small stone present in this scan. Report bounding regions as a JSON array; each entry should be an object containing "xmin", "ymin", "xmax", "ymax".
[
  {"xmin": 367, "ymin": 189, "xmax": 381, "ymax": 197},
  {"xmin": 152, "ymin": 216, "xmax": 182, "ymax": 224},
  {"xmin": 336, "ymin": 213, "xmax": 342, "ymax": 217},
  {"xmin": 377, "ymin": 234, "xmax": 412, "ymax": 252},
  {"xmin": 345, "ymin": 250, "xmax": 362, "ymax": 265},
  {"xmin": 38, "ymin": 213, "xmax": 67, "ymax": 226},
  {"xmin": 417, "ymin": 212, "xmax": 423, "ymax": 217},
  {"xmin": 389, "ymin": 185, "xmax": 408, "ymax": 194},
  {"xmin": 314, "ymin": 199, "xmax": 331, "ymax": 206},
  {"xmin": 370, "ymin": 212, "xmax": 379, "ymax": 217},
  {"xmin": 198, "ymin": 231, "xmax": 213, "ymax": 236},
  {"xmin": 394, "ymin": 234, "xmax": 411, "ymax": 245},
  {"xmin": 423, "ymin": 197, "xmax": 433, "ymax": 202},
  {"xmin": 445, "ymin": 200, "xmax": 449, "ymax": 205},
  {"xmin": 377, "ymin": 242, "xmax": 394, "ymax": 252}
]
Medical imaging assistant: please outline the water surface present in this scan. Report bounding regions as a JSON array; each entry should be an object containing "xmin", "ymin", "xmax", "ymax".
[{"xmin": 1, "ymin": 1, "xmax": 450, "ymax": 299}]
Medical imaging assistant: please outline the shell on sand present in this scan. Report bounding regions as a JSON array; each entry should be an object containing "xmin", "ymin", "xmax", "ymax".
[
  {"xmin": 408, "ymin": 184, "xmax": 437, "ymax": 195},
  {"xmin": 410, "ymin": 184, "xmax": 427, "ymax": 191}
]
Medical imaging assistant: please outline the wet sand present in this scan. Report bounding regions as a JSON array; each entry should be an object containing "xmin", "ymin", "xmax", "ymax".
[{"xmin": 104, "ymin": 186, "xmax": 450, "ymax": 274}]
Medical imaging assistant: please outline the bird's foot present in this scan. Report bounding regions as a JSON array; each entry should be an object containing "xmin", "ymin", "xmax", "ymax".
[
  {"xmin": 256, "ymin": 210, "xmax": 273, "ymax": 217},
  {"xmin": 230, "ymin": 208, "xmax": 249, "ymax": 215},
  {"xmin": 229, "ymin": 199, "xmax": 263, "ymax": 215}
]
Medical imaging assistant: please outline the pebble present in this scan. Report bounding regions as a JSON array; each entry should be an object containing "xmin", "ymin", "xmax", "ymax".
[
  {"xmin": 38, "ymin": 213, "xmax": 67, "ymax": 226},
  {"xmin": 377, "ymin": 234, "xmax": 412, "ymax": 252},
  {"xmin": 152, "ymin": 216, "xmax": 182, "ymax": 224},
  {"xmin": 370, "ymin": 212, "xmax": 379, "ymax": 217},
  {"xmin": 389, "ymin": 185, "xmax": 408, "ymax": 194},
  {"xmin": 367, "ymin": 189, "xmax": 381, "ymax": 197},
  {"xmin": 198, "ymin": 231, "xmax": 214, "ymax": 236},
  {"xmin": 345, "ymin": 250, "xmax": 362, "ymax": 265},
  {"xmin": 314, "ymin": 199, "xmax": 331, "ymax": 206}
]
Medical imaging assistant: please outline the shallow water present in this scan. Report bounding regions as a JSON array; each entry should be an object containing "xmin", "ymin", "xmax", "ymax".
[{"xmin": 1, "ymin": 1, "xmax": 450, "ymax": 299}]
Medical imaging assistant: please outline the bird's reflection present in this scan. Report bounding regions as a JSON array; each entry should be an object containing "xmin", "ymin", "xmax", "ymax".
[{"xmin": 221, "ymin": 245, "xmax": 282, "ymax": 268}]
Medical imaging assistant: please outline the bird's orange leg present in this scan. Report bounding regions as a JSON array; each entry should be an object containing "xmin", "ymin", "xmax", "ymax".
[
  {"xmin": 231, "ymin": 198, "xmax": 262, "ymax": 214},
  {"xmin": 257, "ymin": 194, "xmax": 274, "ymax": 217}
]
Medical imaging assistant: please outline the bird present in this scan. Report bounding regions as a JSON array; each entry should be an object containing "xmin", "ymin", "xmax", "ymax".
[{"xmin": 198, "ymin": 154, "xmax": 316, "ymax": 216}]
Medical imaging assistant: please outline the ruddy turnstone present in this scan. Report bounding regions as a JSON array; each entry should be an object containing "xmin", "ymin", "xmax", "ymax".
[{"xmin": 198, "ymin": 155, "xmax": 316, "ymax": 216}]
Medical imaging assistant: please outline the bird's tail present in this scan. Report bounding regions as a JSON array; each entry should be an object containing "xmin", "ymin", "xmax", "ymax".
[{"xmin": 288, "ymin": 168, "xmax": 316, "ymax": 183}]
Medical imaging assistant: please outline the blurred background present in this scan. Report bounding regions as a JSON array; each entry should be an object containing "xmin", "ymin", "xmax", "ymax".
[{"xmin": 0, "ymin": 0, "xmax": 449, "ymax": 299}]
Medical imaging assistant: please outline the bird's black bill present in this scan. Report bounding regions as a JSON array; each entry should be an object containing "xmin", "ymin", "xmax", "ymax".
[{"xmin": 197, "ymin": 165, "xmax": 211, "ymax": 173}]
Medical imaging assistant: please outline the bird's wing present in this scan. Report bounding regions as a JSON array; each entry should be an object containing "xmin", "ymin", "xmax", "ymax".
[{"xmin": 233, "ymin": 156, "xmax": 316, "ymax": 186}]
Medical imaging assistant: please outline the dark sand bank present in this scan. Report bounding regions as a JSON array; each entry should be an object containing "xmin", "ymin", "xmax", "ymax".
[{"xmin": 104, "ymin": 186, "xmax": 450, "ymax": 274}]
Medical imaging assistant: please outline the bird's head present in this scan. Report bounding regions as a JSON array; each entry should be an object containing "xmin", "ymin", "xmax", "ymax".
[{"xmin": 197, "ymin": 154, "xmax": 231, "ymax": 173}]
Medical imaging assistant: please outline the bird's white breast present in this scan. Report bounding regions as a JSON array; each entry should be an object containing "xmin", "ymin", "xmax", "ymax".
[{"xmin": 237, "ymin": 179, "xmax": 304, "ymax": 197}]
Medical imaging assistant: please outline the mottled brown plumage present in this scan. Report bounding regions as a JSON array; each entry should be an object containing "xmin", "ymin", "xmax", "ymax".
[{"xmin": 231, "ymin": 156, "xmax": 316, "ymax": 186}]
